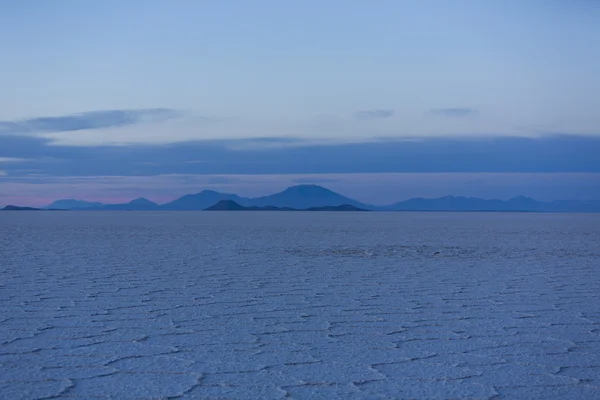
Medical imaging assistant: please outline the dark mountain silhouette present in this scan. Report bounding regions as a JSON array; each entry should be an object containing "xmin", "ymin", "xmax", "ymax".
[
  {"xmin": 2, "ymin": 205, "xmax": 41, "ymax": 211},
  {"xmin": 205, "ymin": 200, "xmax": 293, "ymax": 211},
  {"xmin": 205, "ymin": 200, "xmax": 247, "ymax": 211},
  {"xmin": 43, "ymin": 185, "xmax": 600, "ymax": 212},
  {"xmin": 161, "ymin": 190, "xmax": 249, "ymax": 210},
  {"xmin": 205, "ymin": 200, "xmax": 367, "ymax": 211},
  {"xmin": 249, "ymin": 185, "xmax": 372, "ymax": 209}
]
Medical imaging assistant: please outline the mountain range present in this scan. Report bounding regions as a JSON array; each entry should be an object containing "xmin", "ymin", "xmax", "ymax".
[
  {"xmin": 2, "ymin": 205, "xmax": 44, "ymax": 211},
  {"xmin": 205, "ymin": 200, "xmax": 367, "ymax": 212},
  {"xmin": 42, "ymin": 184, "xmax": 600, "ymax": 213}
]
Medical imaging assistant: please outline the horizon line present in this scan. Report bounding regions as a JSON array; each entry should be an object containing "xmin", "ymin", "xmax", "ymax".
[{"xmin": 23, "ymin": 184, "xmax": 600, "ymax": 209}]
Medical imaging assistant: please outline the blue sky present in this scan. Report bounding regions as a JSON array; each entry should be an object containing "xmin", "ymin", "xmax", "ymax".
[{"xmin": 1, "ymin": 1, "xmax": 599, "ymax": 205}]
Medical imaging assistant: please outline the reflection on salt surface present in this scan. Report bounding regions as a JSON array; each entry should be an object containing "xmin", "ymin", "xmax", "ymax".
[{"xmin": 0, "ymin": 212, "xmax": 599, "ymax": 399}]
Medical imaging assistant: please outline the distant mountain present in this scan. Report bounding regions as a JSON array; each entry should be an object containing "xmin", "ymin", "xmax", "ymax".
[
  {"xmin": 45, "ymin": 199, "xmax": 104, "ymax": 210},
  {"xmin": 205, "ymin": 200, "xmax": 250, "ymax": 211},
  {"xmin": 383, "ymin": 196, "xmax": 526, "ymax": 211},
  {"xmin": 505, "ymin": 195, "xmax": 540, "ymax": 211},
  {"xmin": 382, "ymin": 195, "xmax": 600, "ymax": 212},
  {"xmin": 205, "ymin": 200, "xmax": 368, "ymax": 212},
  {"xmin": 41, "ymin": 185, "xmax": 600, "ymax": 213},
  {"xmin": 102, "ymin": 198, "xmax": 160, "ymax": 210},
  {"xmin": 160, "ymin": 185, "xmax": 371, "ymax": 210},
  {"xmin": 205, "ymin": 200, "xmax": 291, "ymax": 211},
  {"xmin": 2, "ymin": 205, "xmax": 41, "ymax": 211},
  {"xmin": 249, "ymin": 185, "xmax": 372, "ymax": 209},
  {"xmin": 382, "ymin": 196, "xmax": 514, "ymax": 211},
  {"xmin": 161, "ymin": 190, "xmax": 250, "ymax": 210},
  {"xmin": 45, "ymin": 198, "xmax": 159, "ymax": 211}
]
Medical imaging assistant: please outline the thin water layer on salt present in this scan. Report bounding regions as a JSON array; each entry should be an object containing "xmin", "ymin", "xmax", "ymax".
[{"xmin": 1, "ymin": 211, "xmax": 599, "ymax": 399}]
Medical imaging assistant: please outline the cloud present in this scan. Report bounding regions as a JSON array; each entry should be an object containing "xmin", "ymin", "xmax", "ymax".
[
  {"xmin": 354, "ymin": 109, "xmax": 395, "ymax": 120},
  {"xmin": 1, "ymin": 133, "xmax": 599, "ymax": 178},
  {"xmin": 430, "ymin": 107, "xmax": 477, "ymax": 117},
  {"xmin": 206, "ymin": 176, "xmax": 240, "ymax": 184},
  {"xmin": 0, "ymin": 170, "xmax": 6, "ymax": 176},
  {"xmin": 33, "ymin": 114, "xmax": 238, "ymax": 147},
  {"xmin": 0, "ymin": 109, "xmax": 181, "ymax": 135},
  {"xmin": 2, "ymin": 107, "xmax": 598, "ymax": 148},
  {"xmin": 0, "ymin": 157, "xmax": 29, "ymax": 163},
  {"xmin": 221, "ymin": 137, "xmax": 308, "ymax": 150},
  {"xmin": 292, "ymin": 177, "xmax": 341, "ymax": 184}
]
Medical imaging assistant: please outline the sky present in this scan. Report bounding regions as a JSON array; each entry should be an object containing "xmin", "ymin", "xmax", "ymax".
[{"xmin": 1, "ymin": 0, "xmax": 599, "ymax": 206}]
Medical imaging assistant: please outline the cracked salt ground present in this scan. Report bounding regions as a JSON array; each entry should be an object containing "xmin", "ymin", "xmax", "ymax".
[{"xmin": 1, "ymin": 212, "xmax": 599, "ymax": 399}]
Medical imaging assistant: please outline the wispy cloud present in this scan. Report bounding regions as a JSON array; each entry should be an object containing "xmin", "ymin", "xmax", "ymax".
[
  {"xmin": 292, "ymin": 177, "xmax": 341, "ymax": 184},
  {"xmin": 0, "ymin": 157, "xmax": 29, "ymax": 163},
  {"xmin": 354, "ymin": 109, "xmax": 395, "ymax": 120},
  {"xmin": 0, "ymin": 109, "xmax": 181, "ymax": 135},
  {"xmin": 1, "ymin": 135, "xmax": 600, "ymax": 178},
  {"xmin": 1, "ymin": 107, "xmax": 596, "ymax": 149},
  {"xmin": 136, "ymin": 162, "xmax": 161, "ymax": 166},
  {"xmin": 0, "ymin": 170, "xmax": 6, "ymax": 176},
  {"xmin": 222, "ymin": 137, "xmax": 308, "ymax": 150},
  {"xmin": 206, "ymin": 176, "xmax": 240, "ymax": 184},
  {"xmin": 430, "ymin": 107, "xmax": 477, "ymax": 117}
]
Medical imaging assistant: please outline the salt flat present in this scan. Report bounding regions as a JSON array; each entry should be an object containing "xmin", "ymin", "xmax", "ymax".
[{"xmin": 1, "ymin": 211, "xmax": 599, "ymax": 399}]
